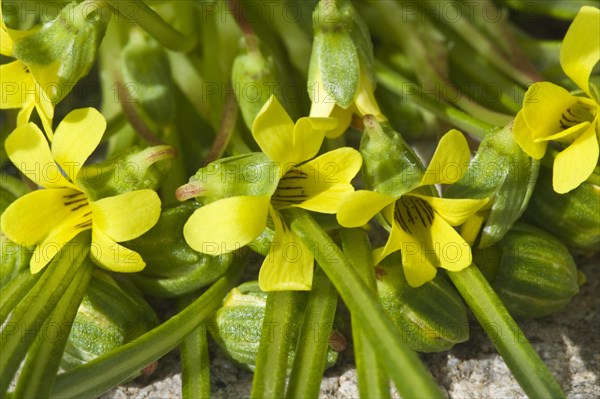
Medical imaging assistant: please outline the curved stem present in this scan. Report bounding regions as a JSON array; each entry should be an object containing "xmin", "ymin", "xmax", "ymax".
[
  {"xmin": 104, "ymin": 0, "xmax": 197, "ymax": 52},
  {"xmin": 448, "ymin": 265, "xmax": 565, "ymax": 398},
  {"xmin": 376, "ymin": 61, "xmax": 497, "ymax": 140},
  {"xmin": 283, "ymin": 209, "xmax": 443, "ymax": 398},
  {"xmin": 49, "ymin": 259, "xmax": 245, "ymax": 399}
]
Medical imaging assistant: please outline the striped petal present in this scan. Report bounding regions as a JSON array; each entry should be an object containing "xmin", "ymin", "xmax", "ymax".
[{"xmin": 410, "ymin": 194, "xmax": 489, "ymax": 226}]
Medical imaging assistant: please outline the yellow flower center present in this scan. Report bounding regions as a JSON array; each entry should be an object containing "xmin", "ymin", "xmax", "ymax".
[
  {"xmin": 271, "ymin": 168, "xmax": 309, "ymax": 209},
  {"xmin": 559, "ymin": 100, "xmax": 596, "ymax": 130},
  {"xmin": 394, "ymin": 196, "xmax": 435, "ymax": 235}
]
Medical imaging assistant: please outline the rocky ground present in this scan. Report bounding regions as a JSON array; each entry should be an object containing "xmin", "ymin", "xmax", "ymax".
[{"xmin": 102, "ymin": 258, "xmax": 599, "ymax": 398}]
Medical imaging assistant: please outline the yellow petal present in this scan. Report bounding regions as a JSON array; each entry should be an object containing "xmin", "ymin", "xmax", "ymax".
[
  {"xmin": 373, "ymin": 217, "xmax": 405, "ymax": 265},
  {"xmin": 309, "ymin": 91, "xmax": 336, "ymax": 118},
  {"xmin": 5, "ymin": 123, "xmax": 73, "ymax": 188},
  {"xmin": 522, "ymin": 82, "xmax": 579, "ymax": 139},
  {"xmin": 292, "ymin": 148, "xmax": 362, "ymax": 213},
  {"xmin": 90, "ymin": 190, "xmax": 161, "ymax": 242},
  {"xmin": 30, "ymin": 223, "xmax": 85, "ymax": 273},
  {"xmin": 288, "ymin": 116, "xmax": 329, "ymax": 165},
  {"xmin": 541, "ymin": 121, "xmax": 590, "ymax": 142},
  {"xmin": 513, "ymin": 110, "xmax": 547, "ymax": 159},
  {"xmin": 337, "ymin": 190, "xmax": 396, "ymax": 227},
  {"xmin": 355, "ymin": 70, "xmax": 385, "ymax": 120},
  {"xmin": 427, "ymin": 213, "xmax": 473, "ymax": 272},
  {"xmin": 553, "ymin": 123, "xmax": 599, "ymax": 193},
  {"xmin": 36, "ymin": 99, "xmax": 55, "ymax": 139},
  {"xmin": 0, "ymin": 187, "xmax": 82, "ymax": 245},
  {"xmin": 421, "ymin": 129, "xmax": 470, "ymax": 186},
  {"xmin": 90, "ymin": 226, "xmax": 145, "ymax": 272},
  {"xmin": 52, "ymin": 108, "xmax": 106, "ymax": 181},
  {"xmin": 183, "ymin": 196, "xmax": 270, "ymax": 255},
  {"xmin": 258, "ymin": 210, "xmax": 313, "ymax": 291},
  {"xmin": 323, "ymin": 104, "xmax": 353, "ymax": 138},
  {"xmin": 0, "ymin": 61, "xmax": 34, "ymax": 109},
  {"xmin": 397, "ymin": 228, "xmax": 438, "ymax": 288},
  {"xmin": 252, "ymin": 96, "xmax": 295, "ymax": 165},
  {"xmin": 560, "ymin": 5, "xmax": 600, "ymax": 97},
  {"xmin": 1, "ymin": 26, "xmax": 13, "ymax": 56},
  {"xmin": 410, "ymin": 194, "xmax": 489, "ymax": 226}
]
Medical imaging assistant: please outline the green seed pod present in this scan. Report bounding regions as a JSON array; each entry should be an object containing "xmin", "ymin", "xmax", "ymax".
[
  {"xmin": 177, "ymin": 153, "xmax": 279, "ymax": 204},
  {"xmin": 121, "ymin": 33, "xmax": 176, "ymax": 130},
  {"xmin": 524, "ymin": 167, "xmax": 600, "ymax": 252},
  {"xmin": 208, "ymin": 281, "xmax": 338, "ymax": 370},
  {"xmin": 62, "ymin": 271, "xmax": 159, "ymax": 370},
  {"xmin": 232, "ymin": 37, "xmax": 283, "ymax": 130},
  {"xmin": 124, "ymin": 203, "xmax": 232, "ymax": 297},
  {"xmin": 11, "ymin": 1, "xmax": 108, "ymax": 105},
  {"xmin": 474, "ymin": 223, "xmax": 580, "ymax": 318},
  {"xmin": 360, "ymin": 117, "xmax": 427, "ymax": 197},
  {"xmin": 76, "ymin": 145, "xmax": 175, "ymax": 201},
  {"xmin": 375, "ymin": 253, "xmax": 469, "ymax": 352},
  {"xmin": 445, "ymin": 123, "xmax": 539, "ymax": 247}
]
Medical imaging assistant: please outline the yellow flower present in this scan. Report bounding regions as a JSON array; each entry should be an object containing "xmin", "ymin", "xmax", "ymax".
[
  {"xmin": 0, "ymin": 4, "xmax": 54, "ymax": 135},
  {"xmin": 181, "ymin": 96, "xmax": 362, "ymax": 291},
  {"xmin": 0, "ymin": 108, "xmax": 161, "ymax": 273},
  {"xmin": 310, "ymin": 65, "xmax": 386, "ymax": 138},
  {"xmin": 514, "ymin": 6, "xmax": 599, "ymax": 194},
  {"xmin": 337, "ymin": 130, "xmax": 488, "ymax": 287}
]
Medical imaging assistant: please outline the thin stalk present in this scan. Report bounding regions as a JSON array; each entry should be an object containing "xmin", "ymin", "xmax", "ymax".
[
  {"xmin": 341, "ymin": 228, "xmax": 390, "ymax": 399},
  {"xmin": 0, "ymin": 233, "xmax": 90, "ymax": 395},
  {"xmin": 49, "ymin": 259, "xmax": 245, "ymax": 399},
  {"xmin": 13, "ymin": 260, "xmax": 94, "ymax": 399},
  {"xmin": 180, "ymin": 296, "xmax": 211, "ymax": 399},
  {"xmin": 283, "ymin": 209, "xmax": 443, "ymax": 398},
  {"xmin": 376, "ymin": 61, "xmax": 497, "ymax": 139},
  {"xmin": 285, "ymin": 267, "xmax": 338, "ymax": 399},
  {"xmin": 251, "ymin": 291, "xmax": 303, "ymax": 399},
  {"xmin": 448, "ymin": 266, "xmax": 565, "ymax": 398},
  {"xmin": 103, "ymin": 0, "xmax": 197, "ymax": 52}
]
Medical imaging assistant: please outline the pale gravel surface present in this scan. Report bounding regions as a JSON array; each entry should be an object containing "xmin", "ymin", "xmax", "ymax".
[{"xmin": 100, "ymin": 259, "xmax": 600, "ymax": 398}]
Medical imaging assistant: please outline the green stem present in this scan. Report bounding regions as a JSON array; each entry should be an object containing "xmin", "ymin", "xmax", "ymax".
[
  {"xmin": 283, "ymin": 209, "xmax": 443, "ymax": 398},
  {"xmin": 49, "ymin": 259, "xmax": 244, "ymax": 399},
  {"xmin": 0, "ymin": 270, "xmax": 41, "ymax": 325},
  {"xmin": 285, "ymin": 267, "xmax": 338, "ymax": 399},
  {"xmin": 13, "ymin": 260, "xmax": 94, "ymax": 399},
  {"xmin": 180, "ymin": 296, "xmax": 211, "ymax": 399},
  {"xmin": 251, "ymin": 291, "xmax": 303, "ymax": 399},
  {"xmin": 448, "ymin": 265, "xmax": 565, "ymax": 398},
  {"xmin": 375, "ymin": 61, "xmax": 497, "ymax": 139},
  {"xmin": 340, "ymin": 228, "xmax": 390, "ymax": 399},
  {"xmin": 104, "ymin": 0, "xmax": 197, "ymax": 52},
  {"xmin": 0, "ymin": 233, "xmax": 90, "ymax": 395}
]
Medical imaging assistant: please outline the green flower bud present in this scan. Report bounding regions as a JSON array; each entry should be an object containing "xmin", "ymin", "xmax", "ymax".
[
  {"xmin": 231, "ymin": 37, "xmax": 283, "ymax": 130},
  {"xmin": 209, "ymin": 281, "xmax": 339, "ymax": 371},
  {"xmin": 77, "ymin": 145, "xmax": 175, "ymax": 201},
  {"xmin": 121, "ymin": 33, "xmax": 176, "ymax": 130},
  {"xmin": 524, "ymin": 167, "xmax": 600, "ymax": 252},
  {"xmin": 375, "ymin": 253, "xmax": 469, "ymax": 352},
  {"xmin": 474, "ymin": 223, "xmax": 580, "ymax": 318},
  {"xmin": 62, "ymin": 270, "xmax": 158, "ymax": 370},
  {"xmin": 11, "ymin": 1, "xmax": 108, "ymax": 105},
  {"xmin": 445, "ymin": 123, "xmax": 539, "ymax": 247},
  {"xmin": 176, "ymin": 153, "xmax": 279, "ymax": 204},
  {"xmin": 124, "ymin": 203, "xmax": 232, "ymax": 297},
  {"xmin": 360, "ymin": 117, "xmax": 426, "ymax": 196},
  {"xmin": 308, "ymin": 0, "xmax": 375, "ymax": 107}
]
